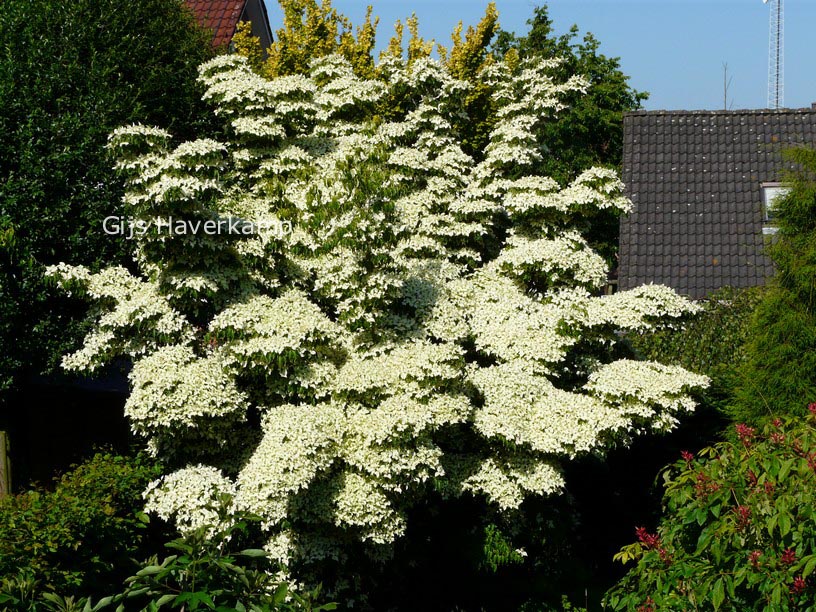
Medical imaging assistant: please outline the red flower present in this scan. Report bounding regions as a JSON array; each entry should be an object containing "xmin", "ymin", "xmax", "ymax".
[
  {"xmin": 735, "ymin": 423, "xmax": 757, "ymax": 446},
  {"xmin": 747, "ymin": 469, "xmax": 758, "ymax": 487},
  {"xmin": 764, "ymin": 481, "xmax": 776, "ymax": 495},
  {"xmin": 681, "ymin": 450, "xmax": 694, "ymax": 463},
  {"xmin": 694, "ymin": 472, "xmax": 721, "ymax": 498},
  {"xmin": 773, "ymin": 417, "xmax": 783, "ymax": 428},
  {"xmin": 635, "ymin": 527, "xmax": 660, "ymax": 550},
  {"xmin": 734, "ymin": 505, "xmax": 752, "ymax": 528},
  {"xmin": 791, "ymin": 576, "xmax": 807, "ymax": 595},
  {"xmin": 749, "ymin": 550, "xmax": 762, "ymax": 567},
  {"xmin": 808, "ymin": 402, "xmax": 816, "ymax": 417},
  {"xmin": 637, "ymin": 597, "xmax": 656, "ymax": 612},
  {"xmin": 770, "ymin": 432, "xmax": 786, "ymax": 444},
  {"xmin": 781, "ymin": 548, "xmax": 797, "ymax": 565}
]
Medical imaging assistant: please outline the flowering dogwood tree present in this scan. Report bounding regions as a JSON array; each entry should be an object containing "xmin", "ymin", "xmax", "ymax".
[{"xmin": 47, "ymin": 53, "xmax": 707, "ymax": 570}]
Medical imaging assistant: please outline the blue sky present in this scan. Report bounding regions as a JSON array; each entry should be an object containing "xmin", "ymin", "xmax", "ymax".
[{"xmin": 262, "ymin": 0, "xmax": 816, "ymax": 112}]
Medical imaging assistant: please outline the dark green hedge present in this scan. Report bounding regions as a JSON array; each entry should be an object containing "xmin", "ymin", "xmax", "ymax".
[
  {"xmin": 0, "ymin": 0, "xmax": 215, "ymax": 403},
  {"xmin": 627, "ymin": 285, "xmax": 764, "ymax": 421},
  {"xmin": 628, "ymin": 286, "xmax": 764, "ymax": 376}
]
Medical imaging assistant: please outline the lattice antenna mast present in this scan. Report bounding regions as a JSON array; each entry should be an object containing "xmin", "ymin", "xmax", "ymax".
[{"xmin": 764, "ymin": 0, "xmax": 784, "ymax": 109}]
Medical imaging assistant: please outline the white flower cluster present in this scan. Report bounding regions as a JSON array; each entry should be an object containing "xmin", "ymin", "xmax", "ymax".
[
  {"xmin": 50, "ymin": 52, "xmax": 709, "ymax": 569},
  {"xmin": 495, "ymin": 231, "xmax": 609, "ymax": 289},
  {"xmin": 471, "ymin": 362, "xmax": 629, "ymax": 457},
  {"xmin": 578, "ymin": 284, "xmax": 704, "ymax": 331},
  {"xmin": 585, "ymin": 360, "xmax": 710, "ymax": 432},
  {"xmin": 45, "ymin": 265, "xmax": 193, "ymax": 372},
  {"xmin": 125, "ymin": 345, "xmax": 249, "ymax": 456},
  {"xmin": 144, "ymin": 465, "xmax": 236, "ymax": 535}
]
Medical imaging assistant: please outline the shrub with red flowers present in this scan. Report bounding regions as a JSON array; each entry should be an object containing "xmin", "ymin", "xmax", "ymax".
[{"xmin": 605, "ymin": 414, "xmax": 816, "ymax": 611}]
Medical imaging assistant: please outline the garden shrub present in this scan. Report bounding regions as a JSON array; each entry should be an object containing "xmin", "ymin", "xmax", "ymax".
[
  {"xmin": 0, "ymin": 452, "xmax": 163, "ymax": 597},
  {"xmin": 728, "ymin": 146, "xmax": 816, "ymax": 425},
  {"xmin": 0, "ymin": 504, "xmax": 331, "ymax": 612},
  {"xmin": 628, "ymin": 285, "xmax": 764, "ymax": 421},
  {"xmin": 47, "ymin": 50, "xmax": 707, "ymax": 595},
  {"xmin": 605, "ymin": 409, "xmax": 816, "ymax": 611},
  {"xmin": 100, "ymin": 501, "xmax": 334, "ymax": 612},
  {"xmin": 628, "ymin": 286, "xmax": 764, "ymax": 378}
]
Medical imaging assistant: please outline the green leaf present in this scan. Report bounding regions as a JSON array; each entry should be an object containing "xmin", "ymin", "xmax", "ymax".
[
  {"xmin": 156, "ymin": 594, "xmax": 176, "ymax": 608},
  {"xmin": 767, "ymin": 514, "xmax": 778, "ymax": 537},
  {"xmin": 772, "ymin": 584, "xmax": 782, "ymax": 606},
  {"xmin": 779, "ymin": 512, "xmax": 792, "ymax": 537},
  {"xmin": 237, "ymin": 548, "xmax": 268, "ymax": 558},
  {"xmin": 712, "ymin": 577, "xmax": 725, "ymax": 610},
  {"xmin": 779, "ymin": 458, "xmax": 795, "ymax": 482},
  {"xmin": 188, "ymin": 592, "xmax": 215, "ymax": 610},
  {"xmin": 803, "ymin": 556, "xmax": 816, "ymax": 578},
  {"xmin": 135, "ymin": 564, "xmax": 163, "ymax": 577},
  {"xmin": 92, "ymin": 596, "xmax": 114, "ymax": 610},
  {"xmin": 273, "ymin": 583, "xmax": 289, "ymax": 603}
]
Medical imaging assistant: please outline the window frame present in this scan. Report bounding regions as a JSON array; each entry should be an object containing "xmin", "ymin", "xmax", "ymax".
[{"xmin": 761, "ymin": 182, "xmax": 788, "ymax": 235}]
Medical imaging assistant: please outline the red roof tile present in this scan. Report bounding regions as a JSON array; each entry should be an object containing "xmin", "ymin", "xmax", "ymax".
[{"xmin": 186, "ymin": 0, "xmax": 247, "ymax": 48}]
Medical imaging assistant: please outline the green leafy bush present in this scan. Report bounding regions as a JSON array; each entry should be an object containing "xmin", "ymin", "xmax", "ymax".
[
  {"xmin": 101, "ymin": 503, "xmax": 335, "ymax": 612},
  {"xmin": 627, "ymin": 285, "xmax": 763, "ymax": 425},
  {"xmin": 0, "ymin": 492, "xmax": 332, "ymax": 611},
  {"xmin": 628, "ymin": 286, "xmax": 763, "ymax": 378},
  {"xmin": 0, "ymin": 452, "xmax": 163, "ymax": 597},
  {"xmin": 605, "ymin": 410, "xmax": 816, "ymax": 611}
]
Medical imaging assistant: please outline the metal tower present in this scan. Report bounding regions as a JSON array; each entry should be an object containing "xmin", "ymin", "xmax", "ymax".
[{"xmin": 764, "ymin": 0, "xmax": 784, "ymax": 109}]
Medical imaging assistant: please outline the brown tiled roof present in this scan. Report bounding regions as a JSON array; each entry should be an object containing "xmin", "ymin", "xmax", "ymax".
[
  {"xmin": 619, "ymin": 108, "xmax": 816, "ymax": 299},
  {"xmin": 186, "ymin": 0, "xmax": 246, "ymax": 48}
]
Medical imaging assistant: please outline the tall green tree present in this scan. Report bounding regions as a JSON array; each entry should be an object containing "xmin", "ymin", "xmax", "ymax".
[
  {"xmin": 0, "ymin": 0, "xmax": 214, "ymax": 405},
  {"xmin": 491, "ymin": 6, "xmax": 647, "ymax": 265},
  {"xmin": 728, "ymin": 146, "xmax": 816, "ymax": 425},
  {"xmin": 492, "ymin": 5, "xmax": 647, "ymax": 185}
]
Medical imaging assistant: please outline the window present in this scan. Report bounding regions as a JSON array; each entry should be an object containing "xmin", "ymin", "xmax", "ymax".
[{"xmin": 762, "ymin": 182, "xmax": 788, "ymax": 235}]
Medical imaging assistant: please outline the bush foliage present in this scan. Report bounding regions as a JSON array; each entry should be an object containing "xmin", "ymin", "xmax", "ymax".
[
  {"xmin": 0, "ymin": 0, "xmax": 213, "ymax": 404},
  {"xmin": 606, "ymin": 412, "xmax": 816, "ymax": 611},
  {"xmin": 0, "ymin": 453, "xmax": 162, "ymax": 598},
  {"xmin": 628, "ymin": 286, "xmax": 764, "ymax": 422},
  {"xmin": 101, "ymin": 504, "xmax": 334, "ymax": 612},
  {"xmin": 48, "ymin": 46, "xmax": 706, "ymax": 597},
  {"xmin": 628, "ymin": 286, "xmax": 764, "ymax": 378}
]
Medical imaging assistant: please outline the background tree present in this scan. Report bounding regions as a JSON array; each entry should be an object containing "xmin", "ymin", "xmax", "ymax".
[
  {"xmin": 260, "ymin": 0, "xmax": 378, "ymax": 78},
  {"xmin": 491, "ymin": 5, "xmax": 647, "ymax": 266},
  {"xmin": 0, "ymin": 0, "xmax": 214, "ymax": 410},
  {"xmin": 727, "ymin": 146, "xmax": 816, "ymax": 425},
  {"xmin": 492, "ymin": 6, "xmax": 647, "ymax": 184}
]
